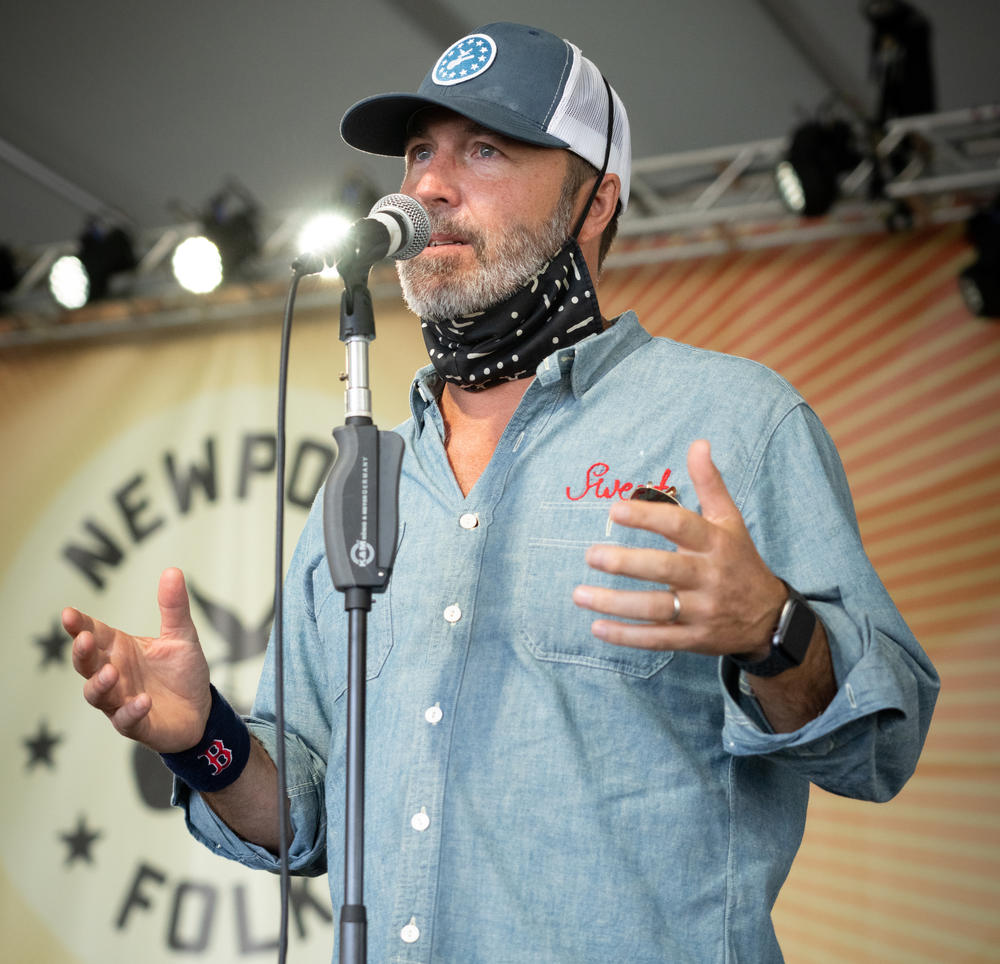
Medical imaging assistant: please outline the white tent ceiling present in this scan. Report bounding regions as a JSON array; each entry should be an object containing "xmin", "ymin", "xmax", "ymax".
[
  {"xmin": 0, "ymin": 0, "xmax": 997, "ymax": 343},
  {"xmin": 2, "ymin": 0, "xmax": 997, "ymax": 247}
]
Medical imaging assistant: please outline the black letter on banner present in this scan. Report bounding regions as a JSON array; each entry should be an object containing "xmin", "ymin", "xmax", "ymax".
[
  {"xmin": 115, "ymin": 474, "xmax": 165, "ymax": 543},
  {"xmin": 167, "ymin": 880, "xmax": 216, "ymax": 952},
  {"xmin": 237, "ymin": 433, "xmax": 276, "ymax": 500},
  {"xmin": 164, "ymin": 437, "xmax": 218, "ymax": 514},
  {"xmin": 62, "ymin": 520, "xmax": 124, "ymax": 590},
  {"xmin": 235, "ymin": 883, "xmax": 279, "ymax": 952},
  {"xmin": 290, "ymin": 876, "xmax": 334, "ymax": 938},
  {"xmin": 288, "ymin": 440, "xmax": 335, "ymax": 509},
  {"xmin": 116, "ymin": 862, "xmax": 167, "ymax": 929}
]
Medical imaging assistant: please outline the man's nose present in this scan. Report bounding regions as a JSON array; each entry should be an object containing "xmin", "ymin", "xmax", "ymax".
[{"xmin": 404, "ymin": 156, "xmax": 460, "ymax": 210}]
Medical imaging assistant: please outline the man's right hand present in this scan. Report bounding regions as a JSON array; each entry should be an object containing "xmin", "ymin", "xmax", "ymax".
[{"xmin": 63, "ymin": 567, "xmax": 212, "ymax": 754}]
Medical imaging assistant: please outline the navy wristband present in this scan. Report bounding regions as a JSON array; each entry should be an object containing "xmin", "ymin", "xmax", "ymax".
[{"xmin": 160, "ymin": 685, "xmax": 251, "ymax": 792}]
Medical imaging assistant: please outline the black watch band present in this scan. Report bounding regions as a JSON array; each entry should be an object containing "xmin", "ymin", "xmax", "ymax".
[{"xmin": 726, "ymin": 582, "xmax": 816, "ymax": 678}]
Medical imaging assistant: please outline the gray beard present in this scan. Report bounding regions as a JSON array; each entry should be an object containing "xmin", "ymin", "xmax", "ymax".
[{"xmin": 397, "ymin": 193, "xmax": 575, "ymax": 322}]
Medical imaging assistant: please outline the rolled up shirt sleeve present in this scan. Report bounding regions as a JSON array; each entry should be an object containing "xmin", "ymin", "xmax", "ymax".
[
  {"xmin": 719, "ymin": 402, "xmax": 940, "ymax": 801},
  {"xmin": 173, "ymin": 718, "xmax": 328, "ymax": 875}
]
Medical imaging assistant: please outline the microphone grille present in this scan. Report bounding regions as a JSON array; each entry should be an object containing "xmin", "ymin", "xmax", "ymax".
[{"xmin": 369, "ymin": 193, "xmax": 431, "ymax": 260}]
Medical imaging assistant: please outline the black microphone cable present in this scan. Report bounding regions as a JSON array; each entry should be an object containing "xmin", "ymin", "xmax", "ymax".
[{"xmin": 270, "ymin": 259, "xmax": 308, "ymax": 964}]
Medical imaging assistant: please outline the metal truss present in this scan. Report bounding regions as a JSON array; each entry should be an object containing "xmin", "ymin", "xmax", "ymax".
[
  {"xmin": 610, "ymin": 103, "xmax": 1000, "ymax": 266},
  {"xmin": 2, "ymin": 105, "xmax": 998, "ymax": 347}
]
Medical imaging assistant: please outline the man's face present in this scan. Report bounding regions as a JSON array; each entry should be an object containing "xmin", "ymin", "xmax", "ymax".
[{"xmin": 397, "ymin": 110, "xmax": 578, "ymax": 321}]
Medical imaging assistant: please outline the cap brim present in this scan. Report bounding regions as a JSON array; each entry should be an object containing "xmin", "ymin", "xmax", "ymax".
[{"xmin": 341, "ymin": 92, "xmax": 570, "ymax": 157}]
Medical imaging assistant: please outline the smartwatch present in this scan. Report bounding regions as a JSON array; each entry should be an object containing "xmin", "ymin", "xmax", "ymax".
[{"xmin": 726, "ymin": 582, "xmax": 816, "ymax": 678}]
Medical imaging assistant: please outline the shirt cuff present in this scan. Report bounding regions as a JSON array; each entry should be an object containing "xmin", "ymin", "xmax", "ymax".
[
  {"xmin": 172, "ymin": 718, "xmax": 328, "ymax": 875},
  {"xmin": 719, "ymin": 616, "xmax": 913, "ymax": 759}
]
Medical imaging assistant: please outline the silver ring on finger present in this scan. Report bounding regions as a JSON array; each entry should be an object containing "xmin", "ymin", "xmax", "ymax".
[{"xmin": 666, "ymin": 589, "xmax": 681, "ymax": 624}]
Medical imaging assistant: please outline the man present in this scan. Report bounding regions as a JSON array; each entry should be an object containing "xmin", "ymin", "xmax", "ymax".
[{"xmin": 64, "ymin": 22, "xmax": 939, "ymax": 963}]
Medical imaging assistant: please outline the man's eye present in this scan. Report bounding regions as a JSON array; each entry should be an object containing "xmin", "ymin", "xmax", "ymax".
[
  {"xmin": 406, "ymin": 144, "xmax": 432, "ymax": 164},
  {"xmin": 475, "ymin": 143, "xmax": 499, "ymax": 159}
]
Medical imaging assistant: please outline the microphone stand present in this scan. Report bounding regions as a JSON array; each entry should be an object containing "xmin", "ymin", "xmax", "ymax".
[{"xmin": 323, "ymin": 252, "xmax": 404, "ymax": 964}]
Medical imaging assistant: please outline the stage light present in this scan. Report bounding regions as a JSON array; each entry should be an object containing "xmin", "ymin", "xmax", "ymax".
[
  {"xmin": 775, "ymin": 119, "xmax": 861, "ymax": 217},
  {"xmin": 290, "ymin": 174, "xmax": 382, "ymax": 277},
  {"xmin": 775, "ymin": 161, "xmax": 806, "ymax": 215},
  {"xmin": 958, "ymin": 198, "xmax": 1000, "ymax": 319},
  {"xmin": 172, "ymin": 236, "xmax": 224, "ymax": 294},
  {"xmin": 172, "ymin": 181, "xmax": 259, "ymax": 293},
  {"xmin": 296, "ymin": 211, "xmax": 352, "ymax": 278},
  {"xmin": 49, "ymin": 255, "xmax": 90, "ymax": 309},
  {"xmin": 298, "ymin": 211, "xmax": 352, "ymax": 254},
  {"xmin": 47, "ymin": 219, "xmax": 137, "ymax": 309}
]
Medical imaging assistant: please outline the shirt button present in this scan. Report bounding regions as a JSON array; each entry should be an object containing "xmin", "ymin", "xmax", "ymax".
[
  {"xmin": 459, "ymin": 512, "xmax": 479, "ymax": 529},
  {"xmin": 424, "ymin": 704, "xmax": 443, "ymax": 725},
  {"xmin": 443, "ymin": 604, "xmax": 462, "ymax": 623},
  {"xmin": 400, "ymin": 919, "xmax": 420, "ymax": 944},
  {"xmin": 410, "ymin": 810, "xmax": 430, "ymax": 832}
]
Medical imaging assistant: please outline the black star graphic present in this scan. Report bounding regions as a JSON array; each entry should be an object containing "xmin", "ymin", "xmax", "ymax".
[
  {"xmin": 35, "ymin": 619, "xmax": 70, "ymax": 668},
  {"xmin": 24, "ymin": 720, "xmax": 62, "ymax": 770},
  {"xmin": 60, "ymin": 816, "xmax": 102, "ymax": 866}
]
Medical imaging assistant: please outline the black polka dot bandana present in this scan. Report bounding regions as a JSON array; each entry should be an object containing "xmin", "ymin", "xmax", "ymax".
[{"xmin": 421, "ymin": 238, "xmax": 603, "ymax": 391}]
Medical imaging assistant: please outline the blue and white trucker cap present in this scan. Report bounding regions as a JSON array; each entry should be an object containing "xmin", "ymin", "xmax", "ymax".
[{"xmin": 340, "ymin": 22, "xmax": 631, "ymax": 211}]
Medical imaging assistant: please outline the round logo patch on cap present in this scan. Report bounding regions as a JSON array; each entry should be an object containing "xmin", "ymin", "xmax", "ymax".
[{"xmin": 432, "ymin": 33, "xmax": 496, "ymax": 86}]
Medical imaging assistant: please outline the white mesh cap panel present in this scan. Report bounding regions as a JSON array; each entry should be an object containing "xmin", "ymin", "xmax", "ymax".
[{"xmin": 546, "ymin": 41, "xmax": 631, "ymax": 210}]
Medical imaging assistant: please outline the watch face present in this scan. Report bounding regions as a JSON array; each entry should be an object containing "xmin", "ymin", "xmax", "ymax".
[
  {"xmin": 728, "ymin": 587, "xmax": 817, "ymax": 677},
  {"xmin": 780, "ymin": 597, "xmax": 816, "ymax": 664}
]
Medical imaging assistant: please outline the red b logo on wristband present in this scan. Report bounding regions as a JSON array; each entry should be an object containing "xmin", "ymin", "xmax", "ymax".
[{"xmin": 199, "ymin": 739, "xmax": 234, "ymax": 776}]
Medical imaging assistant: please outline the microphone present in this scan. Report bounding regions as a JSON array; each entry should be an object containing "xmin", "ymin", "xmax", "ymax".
[
  {"xmin": 363, "ymin": 193, "xmax": 432, "ymax": 261},
  {"xmin": 294, "ymin": 194, "xmax": 430, "ymax": 275}
]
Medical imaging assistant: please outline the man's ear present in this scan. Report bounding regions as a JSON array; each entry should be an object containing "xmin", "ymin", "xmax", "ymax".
[{"xmin": 576, "ymin": 173, "xmax": 621, "ymax": 246}]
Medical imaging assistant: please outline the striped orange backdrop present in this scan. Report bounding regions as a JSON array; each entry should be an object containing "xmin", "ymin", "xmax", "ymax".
[
  {"xmin": 2, "ymin": 222, "xmax": 993, "ymax": 962},
  {"xmin": 601, "ymin": 223, "xmax": 1000, "ymax": 962}
]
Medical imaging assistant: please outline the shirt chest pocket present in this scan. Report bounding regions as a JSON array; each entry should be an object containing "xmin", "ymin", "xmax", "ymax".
[{"xmin": 515, "ymin": 504, "xmax": 676, "ymax": 679}]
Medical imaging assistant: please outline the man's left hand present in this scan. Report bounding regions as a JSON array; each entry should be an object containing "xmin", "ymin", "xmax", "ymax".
[{"xmin": 573, "ymin": 439, "xmax": 787, "ymax": 659}]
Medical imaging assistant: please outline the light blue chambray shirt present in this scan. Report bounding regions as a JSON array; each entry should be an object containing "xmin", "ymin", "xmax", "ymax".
[{"xmin": 179, "ymin": 313, "xmax": 938, "ymax": 963}]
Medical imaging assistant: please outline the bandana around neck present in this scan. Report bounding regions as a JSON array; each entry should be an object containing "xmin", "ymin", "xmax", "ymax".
[{"xmin": 420, "ymin": 238, "xmax": 603, "ymax": 391}]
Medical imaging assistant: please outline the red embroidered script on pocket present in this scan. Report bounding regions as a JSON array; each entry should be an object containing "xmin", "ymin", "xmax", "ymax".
[{"xmin": 565, "ymin": 463, "xmax": 674, "ymax": 501}]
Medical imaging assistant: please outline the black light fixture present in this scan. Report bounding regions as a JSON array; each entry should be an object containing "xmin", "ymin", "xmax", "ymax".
[
  {"xmin": 202, "ymin": 183, "xmax": 259, "ymax": 277},
  {"xmin": 775, "ymin": 118, "xmax": 861, "ymax": 218},
  {"xmin": 776, "ymin": 2, "xmax": 936, "ymax": 223},
  {"xmin": 0, "ymin": 242, "xmax": 19, "ymax": 314},
  {"xmin": 0, "ymin": 243, "xmax": 18, "ymax": 295},
  {"xmin": 48, "ymin": 218, "xmax": 137, "ymax": 309},
  {"xmin": 863, "ymin": 0, "xmax": 936, "ymax": 127},
  {"xmin": 958, "ymin": 197, "xmax": 1000, "ymax": 320},
  {"xmin": 79, "ymin": 220, "xmax": 137, "ymax": 300},
  {"xmin": 863, "ymin": 0, "xmax": 937, "ymax": 183},
  {"xmin": 172, "ymin": 180, "xmax": 259, "ymax": 294}
]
